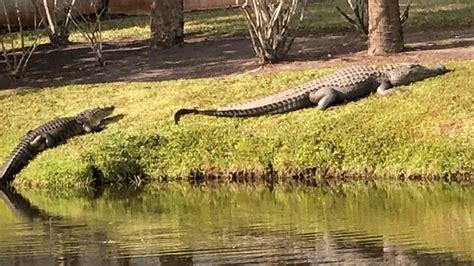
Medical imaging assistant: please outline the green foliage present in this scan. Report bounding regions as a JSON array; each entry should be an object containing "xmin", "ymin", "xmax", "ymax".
[
  {"xmin": 0, "ymin": 61, "xmax": 472, "ymax": 189},
  {"xmin": 80, "ymin": 130, "xmax": 163, "ymax": 184}
]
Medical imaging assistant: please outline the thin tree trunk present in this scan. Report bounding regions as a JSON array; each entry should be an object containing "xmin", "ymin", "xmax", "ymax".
[
  {"xmin": 150, "ymin": 0, "xmax": 184, "ymax": 50},
  {"xmin": 368, "ymin": 0, "xmax": 403, "ymax": 55},
  {"xmin": 99, "ymin": 0, "xmax": 109, "ymax": 14},
  {"xmin": 33, "ymin": 0, "xmax": 70, "ymax": 46}
]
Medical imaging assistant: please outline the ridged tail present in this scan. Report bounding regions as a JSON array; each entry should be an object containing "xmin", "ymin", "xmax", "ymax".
[
  {"xmin": 174, "ymin": 95, "xmax": 309, "ymax": 124},
  {"xmin": 0, "ymin": 144, "xmax": 35, "ymax": 185},
  {"xmin": 174, "ymin": 108, "xmax": 219, "ymax": 125},
  {"xmin": 176, "ymin": 108, "xmax": 268, "ymax": 124},
  {"xmin": 174, "ymin": 93, "xmax": 311, "ymax": 124}
]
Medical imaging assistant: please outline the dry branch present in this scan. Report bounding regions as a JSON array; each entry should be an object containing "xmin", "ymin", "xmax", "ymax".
[
  {"xmin": 68, "ymin": 0, "xmax": 106, "ymax": 66},
  {"xmin": 336, "ymin": 0, "xmax": 412, "ymax": 36},
  {"xmin": 1, "ymin": 0, "xmax": 44, "ymax": 79},
  {"xmin": 241, "ymin": 0, "xmax": 308, "ymax": 65},
  {"xmin": 32, "ymin": 0, "xmax": 73, "ymax": 45}
]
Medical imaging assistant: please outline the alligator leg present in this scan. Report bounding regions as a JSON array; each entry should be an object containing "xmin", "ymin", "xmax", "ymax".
[
  {"xmin": 43, "ymin": 132, "xmax": 69, "ymax": 148},
  {"xmin": 308, "ymin": 88, "xmax": 338, "ymax": 110},
  {"xmin": 30, "ymin": 135, "xmax": 47, "ymax": 151},
  {"xmin": 83, "ymin": 124, "xmax": 104, "ymax": 133},
  {"xmin": 42, "ymin": 133, "xmax": 57, "ymax": 148},
  {"xmin": 91, "ymin": 126, "xmax": 105, "ymax": 132},
  {"xmin": 376, "ymin": 81, "xmax": 398, "ymax": 95}
]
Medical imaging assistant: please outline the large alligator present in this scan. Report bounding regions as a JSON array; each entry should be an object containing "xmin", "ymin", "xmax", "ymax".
[
  {"xmin": 174, "ymin": 63, "xmax": 448, "ymax": 124},
  {"xmin": 0, "ymin": 106, "xmax": 114, "ymax": 185}
]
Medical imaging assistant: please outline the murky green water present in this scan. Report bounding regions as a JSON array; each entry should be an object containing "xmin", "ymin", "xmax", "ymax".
[{"xmin": 0, "ymin": 184, "xmax": 473, "ymax": 265}]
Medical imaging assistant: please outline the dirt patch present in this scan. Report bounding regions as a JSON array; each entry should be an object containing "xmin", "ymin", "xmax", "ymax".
[
  {"xmin": 439, "ymin": 120, "xmax": 466, "ymax": 136},
  {"xmin": 1, "ymin": 27, "xmax": 473, "ymax": 90}
]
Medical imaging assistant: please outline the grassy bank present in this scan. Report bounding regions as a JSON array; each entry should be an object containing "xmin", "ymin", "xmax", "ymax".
[{"xmin": 1, "ymin": 60, "xmax": 473, "ymax": 189}]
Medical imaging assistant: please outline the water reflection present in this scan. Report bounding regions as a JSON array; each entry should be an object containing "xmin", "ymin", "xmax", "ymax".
[{"xmin": 0, "ymin": 185, "xmax": 472, "ymax": 265}]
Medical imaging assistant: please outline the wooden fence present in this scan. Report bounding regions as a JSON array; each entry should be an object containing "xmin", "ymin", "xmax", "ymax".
[
  {"xmin": 186, "ymin": 0, "xmax": 241, "ymax": 11},
  {"xmin": 0, "ymin": 0, "xmax": 242, "ymax": 28},
  {"xmin": 108, "ymin": 0, "xmax": 242, "ymax": 15},
  {"xmin": 0, "ymin": 0, "xmax": 101, "ymax": 28}
]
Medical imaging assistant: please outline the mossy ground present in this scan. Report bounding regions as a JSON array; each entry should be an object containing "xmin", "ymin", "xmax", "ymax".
[{"xmin": 0, "ymin": 60, "xmax": 472, "ymax": 189}]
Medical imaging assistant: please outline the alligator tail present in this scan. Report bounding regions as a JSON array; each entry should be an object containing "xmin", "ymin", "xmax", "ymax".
[
  {"xmin": 174, "ymin": 108, "xmax": 231, "ymax": 125},
  {"xmin": 0, "ymin": 145, "xmax": 34, "ymax": 185},
  {"xmin": 175, "ymin": 108, "xmax": 199, "ymax": 125}
]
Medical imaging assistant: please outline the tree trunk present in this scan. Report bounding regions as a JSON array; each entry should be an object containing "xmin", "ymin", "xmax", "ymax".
[
  {"xmin": 47, "ymin": 26, "xmax": 70, "ymax": 46},
  {"xmin": 150, "ymin": 0, "xmax": 184, "ymax": 50},
  {"xmin": 99, "ymin": 0, "xmax": 109, "ymax": 15},
  {"xmin": 368, "ymin": 0, "xmax": 403, "ymax": 55}
]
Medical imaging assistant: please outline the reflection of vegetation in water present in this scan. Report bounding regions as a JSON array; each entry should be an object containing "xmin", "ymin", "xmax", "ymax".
[
  {"xmin": 0, "ymin": 200, "xmax": 16, "ymax": 223},
  {"xmin": 327, "ymin": 184, "xmax": 474, "ymax": 260},
  {"xmin": 0, "ymin": 184, "xmax": 472, "ymax": 261}
]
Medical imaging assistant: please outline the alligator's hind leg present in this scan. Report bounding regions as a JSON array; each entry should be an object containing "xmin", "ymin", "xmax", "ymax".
[
  {"xmin": 30, "ymin": 135, "xmax": 47, "ymax": 151},
  {"xmin": 309, "ymin": 88, "xmax": 338, "ymax": 110},
  {"xmin": 43, "ymin": 133, "xmax": 56, "ymax": 148},
  {"xmin": 43, "ymin": 132, "xmax": 67, "ymax": 148},
  {"xmin": 376, "ymin": 81, "xmax": 397, "ymax": 95}
]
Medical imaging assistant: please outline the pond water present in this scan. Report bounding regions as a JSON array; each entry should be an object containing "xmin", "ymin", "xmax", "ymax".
[{"xmin": 0, "ymin": 184, "xmax": 472, "ymax": 265}]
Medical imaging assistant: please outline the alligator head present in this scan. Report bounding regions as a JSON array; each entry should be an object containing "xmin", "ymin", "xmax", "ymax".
[
  {"xmin": 77, "ymin": 106, "xmax": 115, "ymax": 131},
  {"xmin": 380, "ymin": 63, "xmax": 449, "ymax": 86}
]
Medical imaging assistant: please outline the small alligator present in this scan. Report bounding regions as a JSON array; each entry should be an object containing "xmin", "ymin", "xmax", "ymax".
[
  {"xmin": 0, "ymin": 106, "xmax": 114, "ymax": 185},
  {"xmin": 174, "ymin": 63, "xmax": 448, "ymax": 124}
]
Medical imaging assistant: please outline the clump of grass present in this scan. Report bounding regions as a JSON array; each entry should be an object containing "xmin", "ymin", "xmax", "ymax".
[{"xmin": 0, "ymin": 60, "xmax": 472, "ymax": 189}]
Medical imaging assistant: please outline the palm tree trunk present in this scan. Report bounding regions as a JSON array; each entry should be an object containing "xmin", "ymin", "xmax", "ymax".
[
  {"xmin": 150, "ymin": 0, "xmax": 184, "ymax": 50},
  {"xmin": 368, "ymin": 0, "xmax": 403, "ymax": 55}
]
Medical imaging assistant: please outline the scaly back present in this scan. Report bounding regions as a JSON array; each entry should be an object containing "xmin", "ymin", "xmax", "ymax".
[{"xmin": 219, "ymin": 65, "xmax": 379, "ymax": 111}]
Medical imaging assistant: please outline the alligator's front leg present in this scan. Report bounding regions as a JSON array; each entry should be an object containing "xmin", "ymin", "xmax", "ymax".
[
  {"xmin": 91, "ymin": 125, "xmax": 105, "ymax": 133},
  {"xmin": 83, "ymin": 124, "xmax": 104, "ymax": 133},
  {"xmin": 309, "ymin": 88, "xmax": 338, "ymax": 110},
  {"xmin": 376, "ymin": 81, "xmax": 399, "ymax": 95}
]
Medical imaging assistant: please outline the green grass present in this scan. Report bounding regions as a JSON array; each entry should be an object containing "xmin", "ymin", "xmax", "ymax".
[{"xmin": 0, "ymin": 60, "xmax": 472, "ymax": 189}]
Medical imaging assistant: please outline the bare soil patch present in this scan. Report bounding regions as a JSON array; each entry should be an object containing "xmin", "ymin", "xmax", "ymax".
[{"xmin": 1, "ymin": 27, "xmax": 473, "ymax": 90}]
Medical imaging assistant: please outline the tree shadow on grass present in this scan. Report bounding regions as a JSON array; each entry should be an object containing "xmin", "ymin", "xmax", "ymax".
[
  {"xmin": 405, "ymin": 38, "xmax": 474, "ymax": 52},
  {"xmin": 0, "ymin": 38, "xmax": 257, "ymax": 90},
  {"xmin": 0, "ymin": 27, "xmax": 472, "ymax": 91}
]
